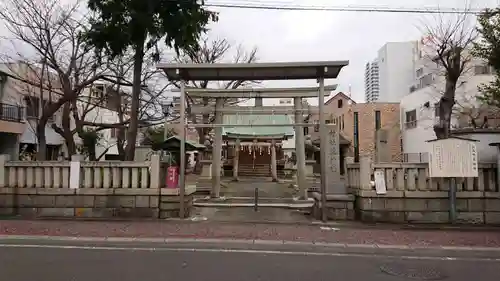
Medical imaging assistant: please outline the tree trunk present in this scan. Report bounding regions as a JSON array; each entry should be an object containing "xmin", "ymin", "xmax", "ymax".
[
  {"xmin": 124, "ymin": 42, "xmax": 145, "ymax": 161},
  {"xmin": 117, "ymin": 130, "xmax": 126, "ymax": 160},
  {"xmin": 36, "ymin": 120, "xmax": 47, "ymax": 160},
  {"xmin": 62, "ymin": 103, "xmax": 76, "ymax": 158},
  {"xmin": 433, "ymin": 79, "xmax": 457, "ymax": 139},
  {"xmin": 86, "ymin": 143, "xmax": 97, "ymax": 161},
  {"xmin": 197, "ymin": 129, "xmax": 206, "ymax": 144}
]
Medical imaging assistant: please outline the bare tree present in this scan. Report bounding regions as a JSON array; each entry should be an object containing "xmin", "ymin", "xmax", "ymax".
[
  {"xmin": 173, "ymin": 38, "xmax": 259, "ymax": 145},
  {"xmin": 419, "ymin": 8, "xmax": 478, "ymax": 139},
  {"xmin": 0, "ymin": 0, "xmax": 108, "ymax": 159},
  {"xmin": 99, "ymin": 50, "xmax": 170, "ymax": 160},
  {"xmin": 419, "ymin": 80, "xmax": 499, "ymax": 130},
  {"xmin": 453, "ymin": 90, "xmax": 500, "ymax": 129}
]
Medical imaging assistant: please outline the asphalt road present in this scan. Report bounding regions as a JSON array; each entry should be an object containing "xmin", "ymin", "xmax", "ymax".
[{"xmin": 1, "ymin": 241, "xmax": 500, "ymax": 281}]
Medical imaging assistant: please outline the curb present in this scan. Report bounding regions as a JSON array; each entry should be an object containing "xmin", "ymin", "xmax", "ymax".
[
  {"xmin": 2, "ymin": 216, "xmax": 500, "ymax": 232},
  {"xmin": 1, "ymin": 234, "xmax": 500, "ymax": 252}
]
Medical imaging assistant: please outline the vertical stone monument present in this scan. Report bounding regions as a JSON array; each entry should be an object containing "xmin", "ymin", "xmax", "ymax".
[
  {"xmin": 312, "ymin": 123, "xmax": 353, "ymax": 221},
  {"xmin": 325, "ymin": 123, "xmax": 346, "ymax": 194}
]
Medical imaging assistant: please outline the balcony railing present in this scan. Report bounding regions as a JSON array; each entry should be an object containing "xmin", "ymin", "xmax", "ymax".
[{"xmin": 0, "ymin": 103, "xmax": 24, "ymax": 123}]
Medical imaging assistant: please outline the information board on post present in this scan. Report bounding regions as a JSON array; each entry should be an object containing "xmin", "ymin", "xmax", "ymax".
[
  {"xmin": 374, "ymin": 170, "xmax": 387, "ymax": 195},
  {"xmin": 428, "ymin": 138, "xmax": 478, "ymax": 178}
]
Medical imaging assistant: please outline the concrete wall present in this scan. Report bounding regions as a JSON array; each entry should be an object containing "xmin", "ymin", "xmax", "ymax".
[
  {"xmin": 356, "ymin": 190, "xmax": 500, "ymax": 224},
  {"xmin": 311, "ymin": 193, "xmax": 355, "ymax": 221},
  {"xmin": 0, "ymin": 187, "xmax": 194, "ymax": 219},
  {"xmin": 0, "ymin": 120, "xmax": 25, "ymax": 135}
]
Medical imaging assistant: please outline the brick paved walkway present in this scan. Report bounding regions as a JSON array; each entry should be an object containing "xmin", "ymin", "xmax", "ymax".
[{"xmin": 1, "ymin": 220, "xmax": 500, "ymax": 248}]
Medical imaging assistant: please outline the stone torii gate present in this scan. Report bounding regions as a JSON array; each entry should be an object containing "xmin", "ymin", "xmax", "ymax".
[
  {"xmin": 172, "ymin": 85, "xmax": 337, "ymax": 193},
  {"xmin": 158, "ymin": 61, "xmax": 349, "ymax": 220}
]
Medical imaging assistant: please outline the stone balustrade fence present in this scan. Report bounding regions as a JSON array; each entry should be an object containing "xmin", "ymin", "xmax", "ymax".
[
  {"xmin": 0, "ymin": 154, "xmax": 194, "ymax": 219},
  {"xmin": 344, "ymin": 157, "xmax": 500, "ymax": 224}
]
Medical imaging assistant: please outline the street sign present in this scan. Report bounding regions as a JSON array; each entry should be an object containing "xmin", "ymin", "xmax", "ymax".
[{"xmin": 428, "ymin": 138, "xmax": 478, "ymax": 178}]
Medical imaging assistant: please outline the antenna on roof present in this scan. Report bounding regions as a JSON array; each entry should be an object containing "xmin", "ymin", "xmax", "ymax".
[{"xmin": 348, "ymin": 84, "xmax": 352, "ymax": 98}]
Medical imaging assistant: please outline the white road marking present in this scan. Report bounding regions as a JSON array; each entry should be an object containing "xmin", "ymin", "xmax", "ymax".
[
  {"xmin": 0, "ymin": 243, "xmax": 499, "ymax": 262},
  {"xmin": 320, "ymin": 227, "xmax": 340, "ymax": 231}
]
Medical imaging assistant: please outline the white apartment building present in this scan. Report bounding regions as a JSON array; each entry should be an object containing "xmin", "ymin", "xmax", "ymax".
[
  {"xmin": 365, "ymin": 41, "xmax": 421, "ymax": 103},
  {"xmin": 364, "ymin": 61, "xmax": 379, "ymax": 102},
  {"xmin": 400, "ymin": 54, "xmax": 496, "ymax": 162},
  {"xmin": 75, "ymin": 83, "xmax": 130, "ymax": 161}
]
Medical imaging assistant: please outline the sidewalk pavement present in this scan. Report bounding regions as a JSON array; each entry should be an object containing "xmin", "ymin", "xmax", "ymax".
[{"xmin": 1, "ymin": 219, "xmax": 500, "ymax": 248}]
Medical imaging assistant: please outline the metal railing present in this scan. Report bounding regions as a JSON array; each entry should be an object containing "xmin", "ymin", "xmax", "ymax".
[
  {"xmin": 403, "ymin": 152, "xmax": 429, "ymax": 163},
  {"xmin": 0, "ymin": 103, "xmax": 24, "ymax": 122}
]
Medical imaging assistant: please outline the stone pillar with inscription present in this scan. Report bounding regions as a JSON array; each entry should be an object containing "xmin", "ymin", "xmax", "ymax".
[
  {"xmin": 233, "ymin": 139, "xmax": 240, "ymax": 181},
  {"xmin": 325, "ymin": 123, "xmax": 346, "ymax": 194},
  {"xmin": 270, "ymin": 140, "xmax": 278, "ymax": 182},
  {"xmin": 211, "ymin": 98, "xmax": 223, "ymax": 198}
]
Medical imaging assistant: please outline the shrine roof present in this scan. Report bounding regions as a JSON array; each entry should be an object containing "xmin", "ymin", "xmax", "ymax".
[
  {"xmin": 153, "ymin": 136, "xmax": 206, "ymax": 151},
  {"xmin": 222, "ymin": 114, "xmax": 294, "ymax": 138}
]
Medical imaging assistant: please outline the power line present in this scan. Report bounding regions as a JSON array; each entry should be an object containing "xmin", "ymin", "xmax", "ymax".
[{"xmin": 204, "ymin": 1, "xmax": 485, "ymax": 14}]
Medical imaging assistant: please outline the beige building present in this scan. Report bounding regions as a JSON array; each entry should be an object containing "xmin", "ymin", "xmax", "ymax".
[{"xmin": 310, "ymin": 92, "xmax": 401, "ymax": 162}]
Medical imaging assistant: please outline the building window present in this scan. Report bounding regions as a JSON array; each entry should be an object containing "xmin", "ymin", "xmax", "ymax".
[
  {"xmin": 416, "ymin": 68, "xmax": 423, "ymax": 77},
  {"xmin": 91, "ymin": 84, "xmax": 105, "ymax": 99},
  {"xmin": 303, "ymin": 126, "xmax": 309, "ymax": 136},
  {"xmin": 24, "ymin": 96, "xmax": 38, "ymax": 118},
  {"xmin": 24, "ymin": 96, "xmax": 54, "ymax": 122},
  {"xmin": 419, "ymin": 73, "xmax": 434, "ymax": 88},
  {"xmin": 409, "ymin": 85, "xmax": 417, "ymax": 93},
  {"xmin": 314, "ymin": 120, "xmax": 319, "ymax": 132},
  {"xmin": 474, "ymin": 64, "xmax": 493, "ymax": 75},
  {"xmin": 341, "ymin": 114, "xmax": 345, "ymax": 130},
  {"xmin": 338, "ymin": 99, "xmax": 343, "ymax": 108},
  {"xmin": 375, "ymin": 110, "xmax": 381, "ymax": 130},
  {"xmin": 353, "ymin": 112, "xmax": 359, "ymax": 162},
  {"xmin": 405, "ymin": 109, "xmax": 417, "ymax": 129},
  {"xmin": 434, "ymin": 102, "xmax": 442, "ymax": 125}
]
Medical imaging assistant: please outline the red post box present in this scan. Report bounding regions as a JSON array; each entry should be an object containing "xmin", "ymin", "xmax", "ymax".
[{"xmin": 166, "ymin": 166, "xmax": 179, "ymax": 188}]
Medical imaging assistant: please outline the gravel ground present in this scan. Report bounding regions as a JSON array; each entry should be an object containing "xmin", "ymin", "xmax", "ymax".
[{"xmin": 1, "ymin": 220, "xmax": 500, "ymax": 247}]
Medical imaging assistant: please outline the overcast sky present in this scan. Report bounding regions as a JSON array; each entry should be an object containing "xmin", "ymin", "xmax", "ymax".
[
  {"xmin": 204, "ymin": 0, "xmax": 499, "ymax": 104},
  {"xmin": 2, "ymin": 0, "xmax": 499, "ymax": 105}
]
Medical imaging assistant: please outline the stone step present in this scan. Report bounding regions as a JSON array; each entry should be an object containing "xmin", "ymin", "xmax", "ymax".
[
  {"xmin": 193, "ymin": 196, "xmax": 314, "ymax": 208},
  {"xmin": 238, "ymin": 164, "xmax": 271, "ymax": 177}
]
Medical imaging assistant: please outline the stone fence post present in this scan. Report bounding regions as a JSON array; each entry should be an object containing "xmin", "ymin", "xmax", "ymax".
[
  {"xmin": 149, "ymin": 154, "xmax": 162, "ymax": 189},
  {"xmin": 359, "ymin": 156, "xmax": 372, "ymax": 190},
  {"xmin": 70, "ymin": 155, "xmax": 84, "ymax": 189},
  {"xmin": 0, "ymin": 155, "xmax": 9, "ymax": 188}
]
